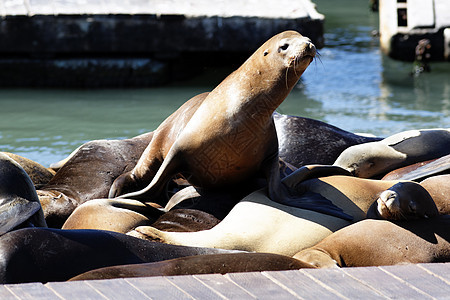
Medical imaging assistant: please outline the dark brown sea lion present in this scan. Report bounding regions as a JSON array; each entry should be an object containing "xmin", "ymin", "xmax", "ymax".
[
  {"xmin": 293, "ymin": 216, "xmax": 450, "ymax": 268},
  {"xmin": 334, "ymin": 129, "xmax": 450, "ymax": 178},
  {"xmin": 109, "ymin": 31, "xmax": 316, "ymax": 208},
  {"xmin": 69, "ymin": 252, "xmax": 315, "ymax": 281},
  {"xmin": 381, "ymin": 153, "xmax": 450, "ymax": 181},
  {"xmin": 38, "ymin": 132, "xmax": 153, "ymax": 228},
  {"xmin": 366, "ymin": 181, "xmax": 439, "ymax": 220},
  {"xmin": 150, "ymin": 208, "xmax": 221, "ymax": 232},
  {"xmin": 420, "ymin": 174, "xmax": 450, "ymax": 215},
  {"xmin": 0, "ymin": 227, "xmax": 242, "ymax": 284},
  {"xmin": 0, "ymin": 153, "xmax": 47, "ymax": 235},
  {"xmin": 273, "ymin": 112, "xmax": 381, "ymax": 167},
  {"xmin": 2, "ymin": 152, "xmax": 55, "ymax": 188}
]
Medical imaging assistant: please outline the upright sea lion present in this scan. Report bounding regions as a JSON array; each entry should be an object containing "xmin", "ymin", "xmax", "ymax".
[
  {"xmin": 333, "ymin": 129, "xmax": 450, "ymax": 178},
  {"xmin": 38, "ymin": 132, "xmax": 153, "ymax": 228},
  {"xmin": 109, "ymin": 31, "xmax": 316, "ymax": 208},
  {"xmin": 0, "ymin": 153, "xmax": 47, "ymax": 235},
  {"xmin": 0, "ymin": 227, "xmax": 242, "ymax": 284},
  {"xmin": 128, "ymin": 166, "xmax": 414, "ymax": 256},
  {"xmin": 69, "ymin": 252, "xmax": 315, "ymax": 281},
  {"xmin": 293, "ymin": 216, "xmax": 450, "ymax": 268}
]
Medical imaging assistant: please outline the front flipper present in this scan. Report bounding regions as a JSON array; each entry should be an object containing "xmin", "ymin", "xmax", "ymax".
[
  {"xmin": 0, "ymin": 197, "xmax": 43, "ymax": 235},
  {"xmin": 266, "ymin": 162, "xmax": 354, "ymax": 221}
]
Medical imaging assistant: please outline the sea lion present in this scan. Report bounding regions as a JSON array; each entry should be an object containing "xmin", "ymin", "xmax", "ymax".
[
  {"xmin": 38, "ymin": 132, "xmax": 153, "ymax": 228},
  {"xmin": 109, "ymin": 31, "xmax": 316, "ymax": 208},
  {"xmin": 273, "ymin": 112, "xmax": 381, "ymax": 167},
  {"xmin": 128, "ymin": 166, "xmax": 411, "ymax": 256},
  {"xmin": 420, "ymin": 174, "xmax": 450, "ymax": 215},
  {"xmin": 366, "ymin": 181, "xmax": 439, "ymax": 220},
  {"xmin": 2, "ymin": 152, "xmax": 55, "ymax": 188},
  {"xmin": 0, "ymin": 153, "xmax": 47, "ymax": 235},
  {"xmin": 62, "ymin": 198, "xmax": 164, "ymax": 233},
  {"xmin": 293, "ymin": 216, "xmax": 450, "ymax": 268},
  {"xmin": 333, "ymin": 129, "xmax": 450, "ymax": 178},
  {"xmin": 69, "ymin": 252, "xmax": 315, "ymax": 281},
  {"xmin": 381, "ymin": 153, "xmax": 450, "ymax": 181},
  {"xmin": 0, "ymin": 227, "xmax": 242, "ymax": 284}
]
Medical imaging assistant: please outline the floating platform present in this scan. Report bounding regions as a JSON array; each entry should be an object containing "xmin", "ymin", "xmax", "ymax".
[
  {"xmin": 1, "ymin": 262, "xmax": 449, "ymax": 299},
  {"xmin": 379, "ymin": 0, "xmax": 450, "ymax": 61},
  {"xmin": 0, "ymin": 0, "xmax": 324, "ymax": 87}
]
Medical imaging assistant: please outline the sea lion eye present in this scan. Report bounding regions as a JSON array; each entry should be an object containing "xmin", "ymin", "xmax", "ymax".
[
  {"xmin": 278, "ymin": 43, "xmax": 289, "ymax": 52},
  {"xmin": 408, "ymin": 201, "xmax": 416, "ymax": 212},
  {"xmin": 263, "ymin": 50, "xmax": 269, "ymax": 56}
]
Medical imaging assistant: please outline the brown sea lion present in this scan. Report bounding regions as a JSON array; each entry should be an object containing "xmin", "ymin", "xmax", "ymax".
[
  {"xmin": 366, "ymin": 181, "xmax": 439, "ymax": 220},
  {"xmin": 293, "ymin": 216, "xmax": 450, "ymax": 268},
  {"xmin": 0, "ymin": 153, "xmax": 47, "ymax": 235},
  {"xmin": 128, "ymin": 166, "xmax": 414, "ymax": 256},
  {"xmin": 420, "ymin": 174, "xmax": 450, "ymax": 215},
  {"xmin": 2, "ymin": 152, "xmax": 55, "ymax": 188},
  {"xmin": 69, "ymin": 252, "xmax": 315, "ymax": 281},
  {"xmin": 381, "ymin": 153, "xmax": 450, "ymax": 181},
  {"xmin": 38, "ymin": 132, "xmax": 153, "ymax": 228},
  {"xmin": 334, "ymin": 129, "xmax": 450, "ymax": 178},
  {"xmin": 62, "ymin": 198, "xmax": 164, "ymax": 233},
  {"xmin": 0, "ymin": 227, "xmax": 242, "ymax": 284},
  {"xmin": 109, "ymin": 31, "xmax": 316, "ymax": 209}
]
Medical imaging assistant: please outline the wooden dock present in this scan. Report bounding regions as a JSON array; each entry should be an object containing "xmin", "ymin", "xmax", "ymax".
[
  {"xmin": 1, "ymin": 262, "xmax": 449, "ymax": 299},
  {"xmin": 0, "ymin": 0, "xmax": 324, "ymax": 87}
]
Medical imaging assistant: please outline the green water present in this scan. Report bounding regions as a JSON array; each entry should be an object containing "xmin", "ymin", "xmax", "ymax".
[{"xmin": 0, "ymin": 0, "xmax": 449, "ymax": 166}]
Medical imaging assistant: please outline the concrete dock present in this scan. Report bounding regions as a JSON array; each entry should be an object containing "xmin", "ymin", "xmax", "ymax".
[{"xmin": 0, "ymin": 0, "xmax": 324, "ymax": 87}]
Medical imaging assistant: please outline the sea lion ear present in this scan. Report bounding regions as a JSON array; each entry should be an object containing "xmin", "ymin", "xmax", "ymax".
[{"xmin": 263, "ymin": 49, "xmax": 269, "ymax": 56}]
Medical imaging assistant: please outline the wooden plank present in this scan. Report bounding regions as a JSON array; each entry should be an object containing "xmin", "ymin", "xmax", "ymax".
[
  {"xmin": 165, "ymin": 275, "xmax": 224, "ymax": 299},
  {"xmin": 5, "ymin": 282, "xmax": 61, "ymax": 300},
  {"xmin": 263, "ymin": 270, "xmax": 346, "ymax": 299},
  {"xmin": 300, "ymin": 268, "xmax": 386, "ymax": 299},
  {"xmin": 0, "ymin": 285, "xmax": 20, "ymax": 300},
  {"xmin": 342, "ymin": 266, "xmax": 432, "ymax": 299},
  {"xmin": 193, "ymin": 273, "xmax": 257, "ymax": 299},
  {"xmin": 380, "ymin": 264, "xmax": 450, "ymax": 299},
  {"xmin": 46, "ymin": 280, "xmax": 106, "ymax": 300},
  {"xmin": 86, "ymin": 278, "xmax": 151, "ymax": 300},
  {"xmin": 124, "ymin": 277, "xmax": 193, "ymax": 300},
  {"xmin": 418, "ymin": 263, "xmax": 450, "ymax": 284},
  {"xmin": 225, "ymin": 272, "xmax": 299, "ymax": 299}
]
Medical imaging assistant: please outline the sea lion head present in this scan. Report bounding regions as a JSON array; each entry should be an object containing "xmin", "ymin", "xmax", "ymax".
[
  {"xmin": 334, "ymin": 143, "xmax": 407, "ymax": 178},
  {"xmin": 258, "ymin": 30, "xmax": 316, "ymax": 73},
  {"xmin": 367, "ymin": 182, "xmax": 439, "ymax": 220}
]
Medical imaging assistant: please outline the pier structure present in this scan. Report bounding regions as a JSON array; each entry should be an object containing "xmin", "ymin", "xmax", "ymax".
[
  {"xmin": 379, "ymin": 0, "xmax": 450, "ymax": 62},
  {"xmin": 0, "ymin": 0, "xmax": 324, "ymax": 87}
]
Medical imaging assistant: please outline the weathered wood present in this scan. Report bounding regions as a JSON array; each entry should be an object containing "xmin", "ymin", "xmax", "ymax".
[
  {"xmin": 418, "ymin": 263, "xmax": 450, "ymax": 284},
  {"xmin": 193, "ymin": 273, "xmax": 257, "ymax": 299},
  {"xmin": 165, "ymin": 275, "xmax": 224, "ymax": 299},
  {"xmin": 86, "ymin": 278, "xmax": 151, "ymax": 300},
  {"xmin": 263, "ymin": 270, "xmax": 345, "ymax": 299},
  {"xmin": 46, "ymin": 280, "xmax": 106, "ymax": 300},
  {"xmin": 4, "ymin": 282, "xmax": 61, "ymax": 300},
  {"xmin": 225, "ymin": 272, "xmax": 298, "ymax": 299},
  {"xmin": 342, "ymin": 266, "xmax": 432, "ymax": 299},
  {"xmin": 300, "ymin": 268, "xmax": 386, "ymax": 299},
  {"xmin": 380, "ymin": 264, "xmax": 450, "ymax": 299},
  {"xmin": 0, "ymin": 285, "xmax": 20, "ymax": 300},
  {"xmin": 124, "ymin": 277, "xmax": 193, "ymax": 300}
]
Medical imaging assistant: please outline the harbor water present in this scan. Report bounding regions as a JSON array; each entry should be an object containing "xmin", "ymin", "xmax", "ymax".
[{"xmin": 0, "ymin": 0, "xmax": 449, "ymax": 167}]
